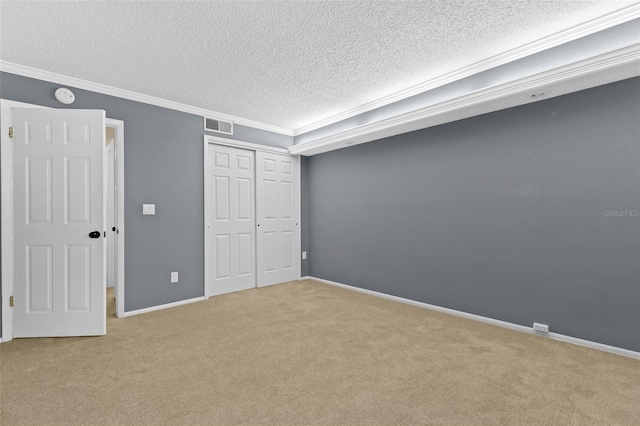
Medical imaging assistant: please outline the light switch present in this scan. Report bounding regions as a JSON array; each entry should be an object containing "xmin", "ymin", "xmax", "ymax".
[
  {"xmin": 143, "ymin": 204, "xmax": 156, "ymax": 215},
  {"xmin": 302, "ymin": 251, "xmax": 307, "ymax": 260}
]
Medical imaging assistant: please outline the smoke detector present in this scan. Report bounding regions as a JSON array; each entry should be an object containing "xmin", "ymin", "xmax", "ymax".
[{"xmin": 55, "ymin": 87, "xmax": 75, "ymax": 104}]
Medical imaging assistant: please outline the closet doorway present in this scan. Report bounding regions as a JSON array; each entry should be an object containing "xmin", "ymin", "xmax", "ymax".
[{"xmin": 204, "ymin": 138, "xmax": 300, "ymax": 297}]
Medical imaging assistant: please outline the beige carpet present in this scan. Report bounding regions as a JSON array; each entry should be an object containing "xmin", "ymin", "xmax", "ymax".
[{"xmin": 1, "ymin": 279, "xmax": 638, "ymax": 425}]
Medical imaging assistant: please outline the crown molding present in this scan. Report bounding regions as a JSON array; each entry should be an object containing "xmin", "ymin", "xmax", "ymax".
[
  {"xmin": 0, "ymin": 61, "xmax": 294, "ymax": 136},
  {"xmin": 289, "ymin": 44, "xmax": 640, "ymax": 156},
  {"xmin": 292, "ymin": 4, "xmax": 640, "ymax": 137},
  {"xmin": 2, "ymin": 4, "xmax": 637, "ymax": 141}
]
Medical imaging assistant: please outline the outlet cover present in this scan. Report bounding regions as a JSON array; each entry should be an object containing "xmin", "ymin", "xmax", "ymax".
[
  {"xmin": 171, "ymin": 271, "xmax": 179, "ymax": 283},
  {"xmin": 302, "ymin": 251, "xmax": 307, "ymax": 260},
  {"xmin": 143, "ymin": 204, "xmax": 156, "ymax": 215},
  {"xmin": 533, "ymin": 322, "xmax": 549, "ymax": 333}
]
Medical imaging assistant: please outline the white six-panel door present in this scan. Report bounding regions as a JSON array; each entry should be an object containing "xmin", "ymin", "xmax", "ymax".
[
  {"xmin": 256, "ymin": 151, "xmax": 299, "ymax": 287},
  {"xmin": 206, "ymin": 145, "xmax": 256, "ymax": 296},
  {"xmin": 12, "ymin": 108, "xmax": 106, "ymax": 337}
]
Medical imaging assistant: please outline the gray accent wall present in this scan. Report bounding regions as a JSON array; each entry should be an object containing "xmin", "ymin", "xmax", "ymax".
[
  {"xmin": 307, "ymin": 77, "xmax": 640, "ymax": 352},
  {"xmin": 0, "ymin": 72, "xmax": 293, "ymax": 323}
]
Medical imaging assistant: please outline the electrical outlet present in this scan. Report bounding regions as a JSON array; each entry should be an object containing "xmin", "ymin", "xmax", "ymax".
[
  {"xmin": 171, "ymin": 271, "xmax": 179, "ymax": 283},
  {"xmin": 143, "ymin": 204, "xmax": 156, "ymax": 215},
  {"xmin": 302, "ymin": 251, "xmax": 307, "ymax": 260},
  {"xmin": 533, "ymin": 322, "xmax": 549, "ymax": 333}
]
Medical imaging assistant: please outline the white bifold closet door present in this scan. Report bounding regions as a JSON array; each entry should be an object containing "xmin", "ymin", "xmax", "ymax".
[
  {"xmin": 206, "ymin": 144, "xmax": 298, "ymax": 296},
  {"xmin": 208, "ymin": 145, "xmax": 256, "ymax": 296},
  {"xmin": 256, "ymin": 151, "xmax": 298, "ymax": 287}
]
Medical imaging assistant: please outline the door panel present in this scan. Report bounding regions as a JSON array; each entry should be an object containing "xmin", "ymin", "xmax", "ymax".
[
  {"xmin": 214, "ymin": 234, "xmax": 231, "ymax": 279},
  {"xmin": 215, "ymin": 176, "xmax": 230, "ymax": 220},
  {"xmin": 237, "ymin": 178, "xmax": 252, "ymax": 220},
  {"xmin": 64, "ymin": 122, "xmax": 91, "ymax": 145},
  {"xmin": 26, "ymin": 156, "xmax": 53, "ymax": 224},
  {"xmin": 13, "ymin": 108, "xmax": 106, "ymax": 337},
  {"xmin": 281, "ymin": 181, "xmax": 293, "ymax": 219},
  {"xmin": 256, "ymin": 152, "xmax": 298, "ymax": 287},
  {"xmin": 66, "ymin": 244, "xmax": 91, "ymax": 312},
  {"xmin": 26, "ymin": 120, "xmax": 52, "ymax": 144},
  {"xmin": 237, "ymin": 233, "xmax": 252, "ymax": 276},
  {"xmin": 27, "ymin": 245, "xmax": 53, "ymax": 312},
  {"xmin": 207, "ymin": 145, "xmax": 256, "ymax": 296},
  {"xmin": 263, "ymin": 232, "xmax": 277, "ymax": 272},
  {"xmin": 65, "ymin": 157, "xmax": 91, "ymax": 223},
  {"xmin": 282, "ymin": 230, "xmax": 294, "ymax": 269},
  {"xmin": 263, "ymin": 180, "xmax": 276, "ymax": 219}
]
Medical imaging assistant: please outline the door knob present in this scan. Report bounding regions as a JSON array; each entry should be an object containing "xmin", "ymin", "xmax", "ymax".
[{"xmin": 89, "ymin": 231, "xmax": 101, "ymax": 239}]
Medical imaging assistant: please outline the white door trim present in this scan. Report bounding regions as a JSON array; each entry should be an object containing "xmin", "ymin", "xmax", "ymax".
[
  {"xmin": 203, "ymin": 137, "xmax": 301, "ymax": 298},
  {"xmin": 297, "ymin": 157, "xmax": 302, "ymax": 280},
  {"xmin": 204, "ymin": 135, "xmax": 289, "ymax": 155},
  {"xmin": 0, "ymin": 99, "xmax": 126, "ymax": 341},
  {"xmin": 203, "ymin": 140, "xmax": 212, "ymax": 298},
  {"xmin": 107, "ymin": 118, "xmax": 125, "ymax": 318}
]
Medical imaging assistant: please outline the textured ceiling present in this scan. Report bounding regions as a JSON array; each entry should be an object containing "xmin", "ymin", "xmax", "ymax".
[{"xmin": 0, "ymin": 1, "xmax": 636, "ymax": 130}]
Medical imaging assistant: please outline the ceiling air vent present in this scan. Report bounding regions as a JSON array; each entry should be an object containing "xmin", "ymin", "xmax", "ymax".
[{"xmin": 204, "ymin": 116, "xmax": 233, "ymax": 135}]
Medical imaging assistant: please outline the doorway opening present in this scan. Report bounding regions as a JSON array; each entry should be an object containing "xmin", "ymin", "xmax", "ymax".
[{"xmin": 105, "ymin": 120, "xmax": 125, "ymax": 319}]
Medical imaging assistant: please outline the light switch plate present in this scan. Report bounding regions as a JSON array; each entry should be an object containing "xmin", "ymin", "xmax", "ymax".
[
  {"xmin": 143, "ymin": 204, "xmax": 156, "ymax": 215},
  {"xmin": 171, "ymin": 271, "xmax": 179, "ymax": 283},
  {"xmin": 302, "ymin": 251, "xmax": 307, "ymax": 260}
]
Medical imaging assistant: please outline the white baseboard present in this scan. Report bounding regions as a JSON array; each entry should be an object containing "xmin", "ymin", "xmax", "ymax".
[
  {"xmin": 308, "ymin": 276, "xmax": 640, "ymax": 360},
  {"xmin": 120, "ymin": 296, "xmax": 205, "ymax": 318},
  {"xmin": 299, "ymin": 276, "xmax": 312, "ymax": 281}
]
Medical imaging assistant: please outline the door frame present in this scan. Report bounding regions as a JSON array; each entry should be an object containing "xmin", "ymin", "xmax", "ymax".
[
  {"xmin": 0, "ymin": 99, "xmax": 126, "ymax": 342},
  {"xmin": 110, "ymin": 117, "xmax": 125, "ymax": 319},
  {"xmin": 203, "ymin": 135, "xmax": 300, "ymax": 299}
]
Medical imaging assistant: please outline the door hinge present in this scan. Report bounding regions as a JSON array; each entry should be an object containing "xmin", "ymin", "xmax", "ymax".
[
  {"xmin": 9, "ymin": 127, "xmax": 14, "ymax": 138},
  {"xmin": 9, "ymin": 296, "xmax": 14, "ymax": 307}
]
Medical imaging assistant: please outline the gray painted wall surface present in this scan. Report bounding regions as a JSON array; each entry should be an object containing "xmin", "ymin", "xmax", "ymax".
[
  {"xmin": 307, "ymin": 77, "xmax": 640, "ymax": 352},
  {"xmin": 0, "ymin": 72, "xmax": 293, "ymax": 322}
]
